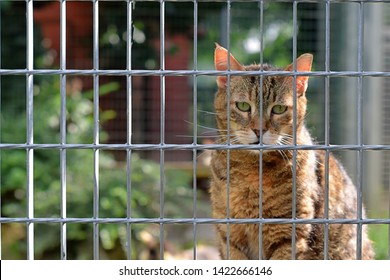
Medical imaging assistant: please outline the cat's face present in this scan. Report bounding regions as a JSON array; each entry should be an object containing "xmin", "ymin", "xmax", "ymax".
[{"xmin": 214, "ymin": 44, "xmax": 313, "ymax": 149}]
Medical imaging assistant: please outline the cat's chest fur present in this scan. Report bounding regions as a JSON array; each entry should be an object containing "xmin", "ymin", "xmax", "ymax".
[{"xmin": 211, "ymin": 150, "xmax": 306, "ymax": 218}]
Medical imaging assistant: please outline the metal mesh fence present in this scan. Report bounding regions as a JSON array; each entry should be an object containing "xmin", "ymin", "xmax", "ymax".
[{"xmin": 0, "ymin": 0, "xmax": 390, "ymax": 260}]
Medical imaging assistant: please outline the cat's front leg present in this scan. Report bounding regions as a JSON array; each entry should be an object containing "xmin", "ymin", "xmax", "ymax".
[
  {"xmin": 218, "ymin": 240, "xmax": 249, "ymax": 260},
  {"xmin": 216, "ymin": 224, "xmax": 250, "ymax": 260},
  {"xmin": 219, "ymin": 239, "xmax": 248, "ymax": 260},
  {"xmin": 268, "ymin": 238, "xmax": 309, "ymax": 260},
  {"xmin": 263, "ymin": 224, "xmax": 312, "ymax": 260}
]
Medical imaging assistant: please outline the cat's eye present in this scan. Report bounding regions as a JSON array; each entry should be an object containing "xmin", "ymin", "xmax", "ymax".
[
  {"xmin": 236, "ymin": 102, "xmax": 251, "ymax": 112},
  {"xmin": 271, "ymin": 105, "xmax": 288, "ymax": 114}
]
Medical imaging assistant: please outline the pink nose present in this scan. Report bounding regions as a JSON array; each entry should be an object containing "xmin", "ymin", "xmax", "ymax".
[
  {"xmin": 252, "ymin": 129, "xmax": 265, "ymax": 138},
  {"xmin": 253, "ymin": 129, "xmax": 260, "ymax": 138}
]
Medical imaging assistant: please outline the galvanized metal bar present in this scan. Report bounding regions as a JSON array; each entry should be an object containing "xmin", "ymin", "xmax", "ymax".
[
  {"xmin": 225, "ymin": 0, "xmax": 232, "ymax": 260},
  {"xmin": 1, "ymin": 68, "xmax": 390, "ymax": 77},
  {"xmin": 291, "ymin": 0, "xmax": 298, "ymax": 260},
  {"xmin": 2, "ymin": 216, "xmax": 388, "ymax": 225},
  {"xmin": 2, "ymin": 142, "xmax": 390, "ymax": 151},
  {"xmin": 59, "ymin": 0, "xmax": 67, "ymax": 260},
  {"xmin": 92, "ymin": 0, "xmax": 100, "ymax": 260},
  {"xmin": 323, "ymin": 0, "xmax": 331, "ymax": 260},
  {"xmin": 1, "ymin": 142, "xmax": 390, "ymax": 152},
  {"xmin": 159, "ymin": 0, "xmax": 166, "ymax": 260},
  {"xmin": 26, "ymin": 0, "xmax": 34, "ymax": 260},
  {"xmin": 258, "ymin": 0, "xmax": 264, "ymax": 260},
  {"xmin": 126, "ymin": 0, "xmax": 134, "ymax": 260},
  {"xmin": 356, "ymin": 0, "xmax": 365, "ymax": 260},
  {"xmin": 192, "ymin": 0, "xmax": 199, "ymax": 260}
]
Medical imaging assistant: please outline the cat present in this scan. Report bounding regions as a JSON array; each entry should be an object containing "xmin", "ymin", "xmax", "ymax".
[{"xmin": 209, "ymin": 43, "xmax": 374, "ymax": 260}]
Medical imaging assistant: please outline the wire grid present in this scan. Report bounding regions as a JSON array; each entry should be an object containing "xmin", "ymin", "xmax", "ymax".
[{"xmin": 0, "ymin": 0, "xmax": 390, "ymax": 260}]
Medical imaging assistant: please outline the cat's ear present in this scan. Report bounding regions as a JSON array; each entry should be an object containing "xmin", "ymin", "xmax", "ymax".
[
  {"xmin": 214, "ymin": 43, "xmax": 244, "ymax": 88},
  {"xmin": 285, "ymin": 53, "xmax": 313, "ymax": 96}
]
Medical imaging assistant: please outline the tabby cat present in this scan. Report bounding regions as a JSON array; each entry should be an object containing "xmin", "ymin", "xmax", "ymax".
[{"xmin": 209, "ymin": 44, "xmax": 374, "ymax": 260}]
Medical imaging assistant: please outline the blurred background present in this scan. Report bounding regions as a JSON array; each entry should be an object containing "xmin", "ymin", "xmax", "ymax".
[{"xmin": 0, "ymin": 0, "xmax": 389, "ymax": 259}]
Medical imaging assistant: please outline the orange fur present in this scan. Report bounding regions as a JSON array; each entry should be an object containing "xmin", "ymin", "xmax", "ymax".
[{"xmin": 209, "ymin": 45, "xmax": 374, "ymax": 260}]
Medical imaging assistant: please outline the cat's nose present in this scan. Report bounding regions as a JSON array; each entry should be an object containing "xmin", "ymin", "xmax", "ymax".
[
  {"xmin": 252, "ymin": 129, "xmax": 266, "ymax": 139},
  {"xmin": 253, "ymin": 129, "xmax": 263, "ymax": 138}
]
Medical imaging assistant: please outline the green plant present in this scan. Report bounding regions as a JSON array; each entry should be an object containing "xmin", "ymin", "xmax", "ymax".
[
  {"xmin": 369, "ymin": 224, "xmax": 389, "ymax": 260},
  {"xmin": 1, "ymin": 75, "xmax": 194, "ymax": 259}
]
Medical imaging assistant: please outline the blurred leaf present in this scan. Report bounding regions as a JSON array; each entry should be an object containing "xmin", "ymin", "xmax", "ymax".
[{"xmin": 84, "ymin": 82, "xmax": 120, "ymax": 99}]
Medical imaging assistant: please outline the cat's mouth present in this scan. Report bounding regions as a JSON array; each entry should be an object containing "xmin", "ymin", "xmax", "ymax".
[
  {"xmin": 244, "ymin": 130, "xmax": 285, "ymax": 146},
  {"xmin": 234, "ymin": 130, "xmax": 288, "ymax": 147}
]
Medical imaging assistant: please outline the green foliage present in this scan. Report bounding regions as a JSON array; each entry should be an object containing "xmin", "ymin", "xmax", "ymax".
[
  {"xmin": 196, "ymin": 2, "xmax": 294, "ymax": 70},
  {"xmin": 0, "ymin": 75, "xmax": 193, "ymax": 259},
  {"xmin": 0, "ymin": 2, "xmax": 47, "ymax": 113},
  {"xmin": 369, "ymin": 223, "xmax": 389, "ymax": 260}
]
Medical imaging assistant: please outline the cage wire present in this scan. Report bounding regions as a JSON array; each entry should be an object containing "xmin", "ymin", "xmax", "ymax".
[{"xmin": 0, "ymin": 0, "xmax": 390, "ymax": 260}]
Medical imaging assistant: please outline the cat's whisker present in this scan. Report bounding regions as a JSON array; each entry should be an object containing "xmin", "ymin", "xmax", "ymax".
[
  {"xmin": 176, "ymin": 134, "xmax": 220, "ymax": 139},
  {"xmin": 215, "ymin": 134, "xmax": 245, "ymax": 146},
  {"xmin": 280, "ymin": 133, "xmax": 293, "ymax": 138},
  {"xmin": 196, "ymin": 150, "xmax": 213, "ymax": 161},
  {"xmin": 277, "ymin": 149, "xmax": 291, "ymax": 166},
  {"xmin": 215, "ymin": 138, "xmax": 240, "ymax": 146},
  {"xmin": 199, "ymin": 132, "xmax": 220, "ymax": 137},
  {"xmin": 277, "ymin": 135, "xmax": 323, "ymax": 169},
  {"xmin": 197, "ymin": 109, "xmax": 218, "ymax": 115},
  {"xmin": 279, "ymin": 139, "xmax": 292, "ymax": 146},
  {"xmin": 275, "ymin": 139, "xmax": 297, "ymax": 170},
  {"xmin": 280, "ymin": 134, "xmax": 294, "ymax": 143},
  {"xmin": 183, "ymin": 120, "xmax": 225, "ymax": 132}
]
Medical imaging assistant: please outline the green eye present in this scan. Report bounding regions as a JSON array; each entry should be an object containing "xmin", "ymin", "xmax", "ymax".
[
  {"xmin": 236, "ymin": 102, "xmax": 251, "ymax": 112},
  {"xmin": 271, "ymin": 105, "xmax": 288, "ymax": 114}
]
